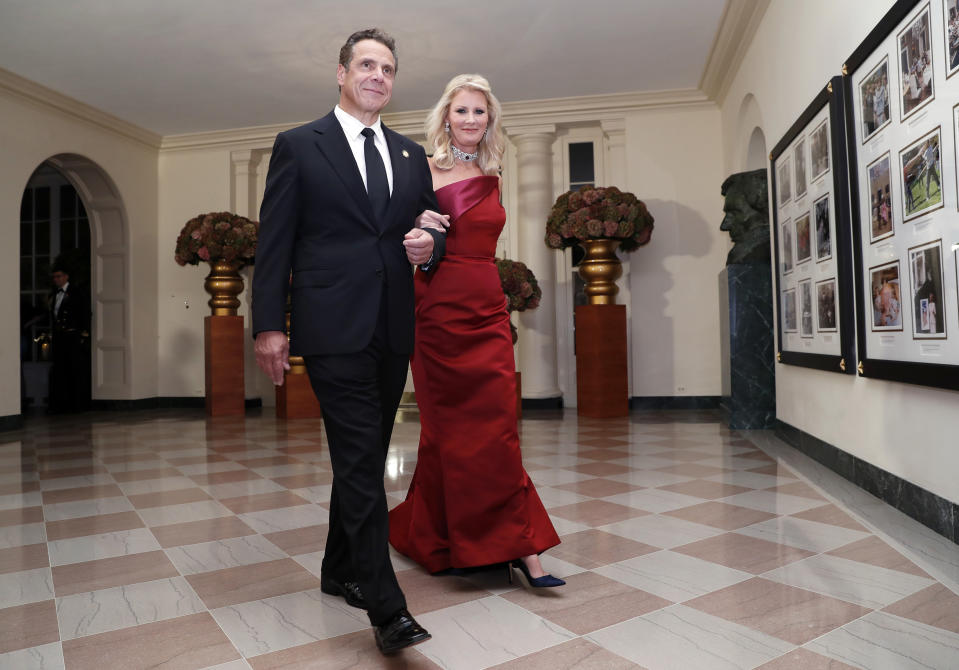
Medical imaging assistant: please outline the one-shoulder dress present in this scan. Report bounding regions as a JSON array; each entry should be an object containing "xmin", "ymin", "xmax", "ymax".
[{"xmin": 389, "ymin": 175, "xmax": 560, "ymax": 573}]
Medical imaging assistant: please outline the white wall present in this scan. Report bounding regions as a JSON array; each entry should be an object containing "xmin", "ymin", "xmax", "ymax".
[
  {"xmin": 0, "ymin": 82, "xmax": 159, "ymax": 417},
  {"xmin": 626, "ymin": 105, "xmax": 727, "ymax": 397},
  {"xmin": 722, "ymin": 0, "xmax": 959, "ymax": 504}
]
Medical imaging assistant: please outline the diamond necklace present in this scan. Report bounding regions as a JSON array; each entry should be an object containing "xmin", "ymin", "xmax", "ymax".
[{"xmin": 450, "ymin": 144, "xmax": 479, "ymax": 162}]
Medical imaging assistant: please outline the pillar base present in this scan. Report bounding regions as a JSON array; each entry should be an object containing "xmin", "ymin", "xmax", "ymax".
[
  {"xmin": 204, "ymin": 315, "xmax": 245, "ymax": 417},
  {"xmin": 276, "ymin": 367, "xmax": 322, "ymax": 419},
  {"xmin": 575, "ymin": 305, "xmax": 628, "ymax": 418}
]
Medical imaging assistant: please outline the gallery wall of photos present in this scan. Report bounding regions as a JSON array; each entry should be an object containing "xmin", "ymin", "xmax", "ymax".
[
  {"xmin": 845, "ymin": 0, "xmax": 959, "ymax": 390},
  {"xmin": 771, "ymin": 78, "xmax": 857, "ymax": 374}
]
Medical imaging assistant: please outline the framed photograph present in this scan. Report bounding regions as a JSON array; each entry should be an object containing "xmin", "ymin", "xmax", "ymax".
[
  {"xmin": 908, "ymin": 239, "xmax": 946, "ymax": 338},
  {"xmin": 795, "ymin": 139, "xmax": 808, "ymax": 199},
  {"xmin": 870, "ymin": 261, "xmax": 903, "ymax": 330},
  {"xmin": 815, "ymin": 194, "xmax": 832, "ymax": 261},
  {"xmin": 771, "ymin": 76, "xmax": 855, "ymax": 374},
  {"xmin": 860, "ymin": 57, "xmax": 892, "ymax": 142},
  {"xmin": 817, "ymin": 278, "xmax": 838, "ymax": 332},
  {"xmin": 783, "ymin": 288, "xmax": 798, "ymax": 332},
  {"xmin": 867, "ymin": 152, "xmax": 894, "ymax": 241},
  {"xmin": 799, "ymin": 279, "xmax": 814, "ymax": 337},
  {"xmin": 899, "ymin": 126, "xmax": 944, "ymax": 222},
  {"xmin": 778, "ymin": 157, "xmax": 792, "ymax": 206},
  {"xmin": 947, "ymin": 0, "xmax": 959, "ymax": 77},
  {"xmin": 796, "ymin": 213, "xmax": 812, "ymax": 264},
  {"xmin": 781, "ymin": 219, "xmax": 794, "ymax": 274},
  {"xmin": 810, "ymin": 119, "xmax": 830, "ymax": 182},
  {"xmin": 946, "ymin": 0, "xmax": 959, "ymax": 78},
  {"xmin": 845, "ymin": 0, "xmax": 959, "ymax": 391},
  {"xmin": 898, "ymin": 4, "xmax": 935, "ymax": 121}
]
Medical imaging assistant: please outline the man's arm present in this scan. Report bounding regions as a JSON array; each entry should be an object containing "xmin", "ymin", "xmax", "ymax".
[{"xmin": 252, "ymin": 132, "xmax": 298, "ymax": 384}]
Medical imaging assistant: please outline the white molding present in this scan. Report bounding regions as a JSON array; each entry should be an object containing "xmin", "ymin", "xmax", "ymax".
[
  {"xmin": 0, "ymin": 67, "xmax": 162, "ymax": 150},
  {"xmin": 158, "ymin": 88, "xmax": 713, "ymax": 152},
  {"xmin": 699, "ymin": 0, "xmax": 771, "ymax": 104}
]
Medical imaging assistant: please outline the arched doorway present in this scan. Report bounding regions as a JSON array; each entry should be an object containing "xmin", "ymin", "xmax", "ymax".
[
  {"xmin": 20, "ymin": 165, "xmax": 92, "ymax": 411},
  {"xmin": 19, "ymin": 154, "xmax": 132, "ymax": 412}
]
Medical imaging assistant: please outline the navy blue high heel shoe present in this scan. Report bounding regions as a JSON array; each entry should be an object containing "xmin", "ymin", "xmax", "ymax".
[{"xmin": 508, "ymin": 560, "xmax": 565, "ymax": 588}]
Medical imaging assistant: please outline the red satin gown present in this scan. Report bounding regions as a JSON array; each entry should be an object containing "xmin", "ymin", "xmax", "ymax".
[{"xmin": 389, "ymin": 175, "xmax": 560, "ymax": 573}]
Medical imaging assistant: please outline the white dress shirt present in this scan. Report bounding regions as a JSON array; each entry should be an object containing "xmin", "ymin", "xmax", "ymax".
[
  {"xmin": 334, "ymin": 105, "xmax": 394, "ymax": 195},
  {"xmin": 54, "ymin": 282, "xmax": 69, "ymax": 317}
]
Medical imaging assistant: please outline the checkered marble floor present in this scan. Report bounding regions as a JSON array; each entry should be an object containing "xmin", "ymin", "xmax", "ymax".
[{"xmin": 1, "ymin": 408, "xmax": 958, "ymax": 669}]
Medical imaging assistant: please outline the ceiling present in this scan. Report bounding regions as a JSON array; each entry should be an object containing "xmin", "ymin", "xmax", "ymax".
[{"xmin": 0, "ymin": 0, "xmax": 729, "ymax": 136}]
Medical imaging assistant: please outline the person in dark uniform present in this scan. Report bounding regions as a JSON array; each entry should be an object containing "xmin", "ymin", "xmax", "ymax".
[{"xmin": 48, "ymin": 265, "xmax": 91, "ymax": 413}]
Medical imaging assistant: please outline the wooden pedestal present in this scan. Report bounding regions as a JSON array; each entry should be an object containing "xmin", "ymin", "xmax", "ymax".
[
  {"xmin": 276, "ymin": 367, "xmax": 323, "ymax": 419},
  {"xmin": 575, "ymin": 304, "xmax": 628, "ymax": 418},
  {"xmin": 204, "ymin": 315, "xmax": 245, "ymax": 417}
]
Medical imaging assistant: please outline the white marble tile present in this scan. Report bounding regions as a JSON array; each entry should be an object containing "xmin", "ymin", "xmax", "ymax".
[
  {"xmin": 101, "ymin": 458, "xmax": 168, "ymax": 473},
  {"xmin": 387, "ymin": 547, "xmax": 419, "ymax": 573},
  {"xmin": 523, "ymin": 454, "xmax": 593, "ymax": 468},
  {"xmin": 135, "ymin": 499, "xmax": 234, "ymax": 526},
  {"xmin": 289, "ymin": 484, "xmax": 333, "ymax": 504},
  {"xmin": 174, "ymin": 462, "xmax": 247, "ymax": 476},
  {"xmin": 735, "ymin": 516, "xmax": 871, "ymax": 553},
  {"xmin": 47, "ymin": 528, "xmax": 161, "ymax": 567},
  {"xmin": 56, "ymin": 576, "xmax": 206, "ymax": 640},
  {"xmin": 117, "ymin": 476, "xmax": 197, "ymax": 496},
  {"xmin": 247, "ymin": 464, "xmax": 319, "ymax": 479},
  {"xmin": 165, "ymin": 534, "xmax": 287, "ymax": 575},
  {"xmin": 602, "ymin": 488, "xmax": 707, "ymax": 513},
  {"xmin": 211, "ymin": 588, "xmax": 368, "ymax": 656},
  {"xmin": 533, "ymin": 486, "xmax": 591, "ymax": 508},
  {"xmin": 600, "ymin": 514, "xmax": 724, "ymax": 549},
  {"xmin": 202, "ymin": 479, "xmax": 286, "ymax": 499},
  {"xmin": 0, "ymin": 522, "xmax": 47, "ymax": 549},
  {"xmin": 42, "ymin": 496, "xmax": 133, "ymax": 522},
  {"xmin": 807, "ymin": 611, "xmax": 959, "ymax": 670},
  {"xmin": 703, "ymin": 471, "xmax": 796, "ymax": 489},
  {"xmin": 291, "ymin": 551, "xmax": 325, "ymax": 578},
  {"xmin": 587, "ymin": 603, "xmax": 794, "ymax": 669},
  {"xmin": 201, "ymin": 660, "xmax": 252, "ymax": 670},
  {"xmin": 718, "ymin": 490, "xmax": 827, "ymax": 515},
  {"xmin": 238, "ymin": 504, "xmax": 329, "ymax": 534},
  {"xmin": 762, "ymin": 554, "xmax": 935, "ymax": 609},
  {"xmin": 0, "ymin": 642, "xmax": 65, "ymax": 670},
  {"xmin": 596, "ymin": 550, "xmax": 752, "ymax": 602},
  {"xmin": 528, "ymin": 469, "xmax": 594, "ymax": 487},
  {"xmin": 0, "ymin": 567, "xmax": 55, "ymax": 608},
  {"xmin": 37, "ymin": 474, "xmax": 116, "ymax": 492},
  {"xmin": 606, "ymin": 470, "xmax": 695, "ymax": 488},
  {"xmin": 547, "ymin": 516, "xmax": 592, "ymax": 536},
  {"xmin": 696, "ymin": 456, "xmax": 778, "ymax": 470},
  {"xmin": 0, "ymin": 491, "xmax": 43, "ymax": 510},
  {"xmin": 415, "ymin": 596, "xmax": 576, "ymax": 669},
  {"xmin": 605, "ymin": 455, "xmax": 684, "ymax": 469}
]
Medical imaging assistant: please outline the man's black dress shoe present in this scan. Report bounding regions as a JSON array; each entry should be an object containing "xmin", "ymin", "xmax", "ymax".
[
  {"xmin": 320, "ymin": 577, "xmax": 367, "ymax": 610},
  {"xmin": 374, "ymin": 609, "xmax": 431, "ymax": 654}
]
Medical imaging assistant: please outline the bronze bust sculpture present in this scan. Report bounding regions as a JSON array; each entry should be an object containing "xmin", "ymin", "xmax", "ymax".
[{"xmin": 720, "ymin": 169, "xmax": 770, "ymax": 265}]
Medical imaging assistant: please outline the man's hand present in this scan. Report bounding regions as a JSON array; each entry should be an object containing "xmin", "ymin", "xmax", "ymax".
[
  {"xmin": 404, "ymin": 228, "xmax": 435, "ymax": 265},
  {"xmin": 415, "ymin": 209, "xmax": 450, "ymax": 232},
  {"xmin": 255, "ymin": 330, "xmax": 290, "ymax": 386}
]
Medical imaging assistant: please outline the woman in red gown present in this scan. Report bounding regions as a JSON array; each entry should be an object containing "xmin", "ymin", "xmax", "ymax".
[{"xmin": 389, "ymin": 75, "xmax": 562, "ymax": 587}]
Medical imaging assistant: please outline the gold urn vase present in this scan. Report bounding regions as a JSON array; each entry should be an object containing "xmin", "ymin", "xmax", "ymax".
[
  {"xmin": 578, "ymin": 239, "xmax": 622, "ymax": 305},
  {"xmin": 204, "ymin": 260, "xmax": 244, "ymax": 316}
]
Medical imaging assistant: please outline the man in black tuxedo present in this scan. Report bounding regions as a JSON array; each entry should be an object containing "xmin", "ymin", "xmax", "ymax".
[
  {"xmin": 48, "ymin": 265, "xmax": 91, "ymax": 413},
  {"xmin": 252, "ymin": 28, "xmax": 445, "ymax": 654}
]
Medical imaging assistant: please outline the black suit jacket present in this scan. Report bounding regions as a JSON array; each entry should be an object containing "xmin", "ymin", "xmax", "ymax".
[
  {"xmin": 252, "ymin": 111, "xmax": 444, "ymax": 356},
  {"xmin": 50, "ymin": 284, "xmax": 90, "ymax": 334}
]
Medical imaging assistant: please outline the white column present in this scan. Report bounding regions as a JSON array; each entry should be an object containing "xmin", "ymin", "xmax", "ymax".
[
  {"xmin": 601, "ymin": 119, "xmax": 633, "ymax": 396},
  {"xmin": 230, "ymin": 150, "xmax": 259, "ymax": 218},
  {"xmin": 510, "ymin": 125, "xmax": 561, "ymax": 400}
]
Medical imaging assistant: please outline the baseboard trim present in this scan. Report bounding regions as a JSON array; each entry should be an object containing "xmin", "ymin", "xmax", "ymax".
[
  {"xmin": 0, "ymin": 414, "xmax": 24, "ymax": 432},
  {"xmin": 521, "ymin": 397, "xmax": 564, "ymax": 410},
  {"xmin": 776, "ymin": 420, "xmax": 958, "ymax": 545},
  {"xmin": 90, "ymin": 397, "xmax": 263, "ymax": 411},
  {"xmin": 630, "ymin": 396, "xmax": 721, "ymax": 410}
]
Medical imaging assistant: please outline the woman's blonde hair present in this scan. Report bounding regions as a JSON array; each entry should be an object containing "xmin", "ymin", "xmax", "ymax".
[{"xmin": 426, "ymin": 74, "xmax": 505, "ymax": 176}]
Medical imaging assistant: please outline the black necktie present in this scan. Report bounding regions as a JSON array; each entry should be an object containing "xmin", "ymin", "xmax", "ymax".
[{"xmin": 361, "ymin": 127, "xmax": 390, "ymax": 222}]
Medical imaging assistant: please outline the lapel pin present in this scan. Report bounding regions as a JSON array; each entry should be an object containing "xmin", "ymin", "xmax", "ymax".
[{"xmin": 402, "ymin": 150, "xmax": 409, "ymax": 158}]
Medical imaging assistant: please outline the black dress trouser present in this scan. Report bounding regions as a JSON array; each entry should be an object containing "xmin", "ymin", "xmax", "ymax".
[{"xmin": 303, "ymin": 291, "xmax": 407, "ymax": 626}]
